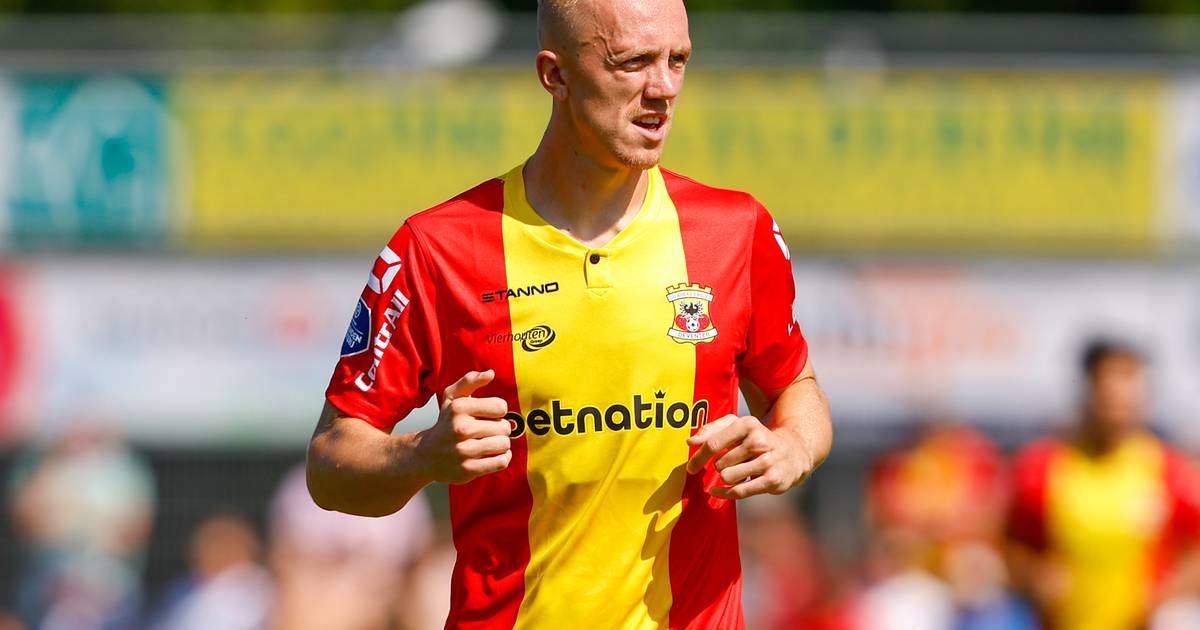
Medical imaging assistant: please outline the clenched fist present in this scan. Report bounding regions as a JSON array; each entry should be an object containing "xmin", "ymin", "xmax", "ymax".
[{"xmin": 415, "ymin": 370, "xmax": 513, "ymax": 484}]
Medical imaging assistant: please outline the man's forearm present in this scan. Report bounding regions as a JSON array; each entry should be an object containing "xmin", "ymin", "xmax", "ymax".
[
  {"xmin": 765, "ymin": 370, "xmax": 833, "ymax": 471},
  {"xmin": 306, "ymin": 403, "xmax": 431, "ymax": 517}
]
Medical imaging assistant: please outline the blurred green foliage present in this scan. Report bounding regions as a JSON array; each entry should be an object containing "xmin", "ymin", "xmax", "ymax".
[{"xmin": 0, "ymin": 0, "xmax": 1197, "ymax": 13}]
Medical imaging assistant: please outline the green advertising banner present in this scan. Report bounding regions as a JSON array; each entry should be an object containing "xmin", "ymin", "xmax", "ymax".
[{"xmin": 2, "ymin": 74, "xmax": 176, "ymax": 249}]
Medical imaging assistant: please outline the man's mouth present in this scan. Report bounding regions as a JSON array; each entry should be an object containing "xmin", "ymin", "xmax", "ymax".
[{"xmin": 633, "ymin": 114, "xmax": 667, "ymax": 131}]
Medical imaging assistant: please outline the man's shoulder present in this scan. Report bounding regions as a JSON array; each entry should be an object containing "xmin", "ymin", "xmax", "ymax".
[
  {"xmin": 404, "ymin": 176, "xmax": 506, "ymax": 236},
  {"xmin": 659, "ymin": 167, "xmax": 762, "ymax": 218},
  {"xmin": 1013, "ymin": 437, "xmax": 1068, "ymax": 470}
]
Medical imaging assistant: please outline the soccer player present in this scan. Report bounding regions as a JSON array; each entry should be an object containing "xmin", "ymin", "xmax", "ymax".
[
  {"xmin": 1008, "ymin": 340, "xmax": 1200, "ymax": 630},
  {"xmin": 305, "ymin": 0, "xmax": 834, "ymax": 627}
]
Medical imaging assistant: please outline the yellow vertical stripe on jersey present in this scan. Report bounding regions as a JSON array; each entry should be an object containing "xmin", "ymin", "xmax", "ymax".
[
  {"xmin": 501, "ymin": 165, "xmax": 695, "ymax": 629},
  {"xmin": 1047, "ymin": 435, "xmax": 1167, "ymax": 630}
]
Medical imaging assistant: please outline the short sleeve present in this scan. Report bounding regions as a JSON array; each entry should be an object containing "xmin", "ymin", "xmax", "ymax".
[
  {"xmin": 1007, "ymin": 442, "xmax": 1056, "ymax": 552},
  {"xmin": 325, "ymin": 222, "xmax": 441, "ymax": 432},
  {"xmin": 737, "ymin": 200, "xmax": 809, "ymax": 391},
  {"xmin": 1164, "ymin": 449, "xmax": 1200, "ymax": 541}
]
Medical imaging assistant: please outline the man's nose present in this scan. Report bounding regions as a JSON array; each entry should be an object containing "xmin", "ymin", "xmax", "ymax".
[{"xmin": 644, "ymin": 61, "xmax": 680, "ymax": 101}]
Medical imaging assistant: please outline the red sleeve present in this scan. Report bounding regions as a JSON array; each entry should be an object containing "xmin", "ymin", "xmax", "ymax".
[
  {"xmin": 325, "ymin": 222, "xmax": 442, "ymax": 432},
  {"xmin": 736, "ymin": 200, "xmax": 809, "ymax": 391},
  {"xmin": 1008, "ymin": 441, "xmax": 1058, "ymax": 552},
  {"xmin": 1164, "ymin": 448, "xmax": 1200, "ymax": 540}
]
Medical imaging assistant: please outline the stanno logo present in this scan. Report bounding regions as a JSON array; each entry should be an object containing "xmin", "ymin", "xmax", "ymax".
[
  {"xmin": 481, "ymin": 281, "xmax": 560, "ymax": 303},
  {"xmin": 666, "ymin": 283, "xmax": 718, "ymax": 344},
  {"xmin": 485, "ymin": 325, "xmax": 557, "ymax": 352},
  {"xmin": 504, "ymin": 390, "xmax": 710, "ymax": 439}
]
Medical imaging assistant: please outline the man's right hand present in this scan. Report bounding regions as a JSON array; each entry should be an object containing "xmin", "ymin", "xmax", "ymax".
[{"xmin": 416, "ymin": 369, "xmax": 513, "ymax": 484}]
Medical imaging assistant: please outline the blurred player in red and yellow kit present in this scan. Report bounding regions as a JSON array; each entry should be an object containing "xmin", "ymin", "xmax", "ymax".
[
  {"xmin": 1008, "ymin": 340, "xmax": 1200, "ymax": 630},
  {"xmin": 304, "ymin": 0, "xmax": 834, "ymax": 628}
]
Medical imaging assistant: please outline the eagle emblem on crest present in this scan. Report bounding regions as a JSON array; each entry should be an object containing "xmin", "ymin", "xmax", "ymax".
[{"xmin": 666, "ymin": 283, "xmax": 718, "ymax": 344}]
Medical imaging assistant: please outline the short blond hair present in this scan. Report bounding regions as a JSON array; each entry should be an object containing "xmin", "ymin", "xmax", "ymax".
[{"xmin": 537, "ymin": 0, "xmax": 584, "ymax": 49}]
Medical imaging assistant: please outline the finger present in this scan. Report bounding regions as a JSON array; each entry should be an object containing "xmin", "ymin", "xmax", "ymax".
[
  {"xmin": 448, "ymin": 396, "xmax": 508, "ymax": 420},
  {"xmin": 717, "ymin": 455, "xmax": 770, "ymax": 486},
  {"xmin": 444, "ymin": 370, "xmax": 496, "ymax": 401},
  {"xmin": 714, "ymin": 426, "xmax": 772, "ymax": 470},
  {"xmin": 461, "ymin": 450, "xmax": 512, "ymax": 479},
  {"xmin": 455, "ymin": 435, "xmax": 512, "ymax": 459},
  {"xmin": 686, "ymin": 414, "xmax": 738, "ymax": 447},
  {"xmin": 449, "ymin": 416, "xmax": 513, "ymax": 440},
  {"xmin": 687, "ymin": 420, "xmax": 751, "ymax": 474},
  {"xmin": 710, "ymin": 473, "xmax": 778, "ymax": 500},
  {"xmin": 714, "ymin": 442, "xmax": 755, "ymax": 471}
]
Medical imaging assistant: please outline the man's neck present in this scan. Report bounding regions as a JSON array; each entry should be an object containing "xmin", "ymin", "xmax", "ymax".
[
  {"xmin": 1074, "ymin": 418, "xmax": 1138, "ymax": 458},
  {"xmin": 523, "ymin": 128, "xmax": 650, "ymax": 249}
]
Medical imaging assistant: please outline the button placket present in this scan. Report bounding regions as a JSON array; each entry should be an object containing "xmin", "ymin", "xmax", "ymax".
[{"xmin": 584, "ymin": 249, "xmax": 612, "ymax": 290}]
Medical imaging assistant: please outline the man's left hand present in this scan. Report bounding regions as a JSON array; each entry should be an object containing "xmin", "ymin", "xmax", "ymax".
[{"xmin": 684, "ymin": 414, "xmax": 814, "ymax": 499}]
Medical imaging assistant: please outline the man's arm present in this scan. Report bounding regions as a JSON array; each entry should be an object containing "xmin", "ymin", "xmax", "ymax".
[
  {"xmin": 685, "ymin": 361, "xmax": 832, "ymax": 499},
  {"xmin": 306, "ymin": 370, "xmax": 512, "ymax": 517}
]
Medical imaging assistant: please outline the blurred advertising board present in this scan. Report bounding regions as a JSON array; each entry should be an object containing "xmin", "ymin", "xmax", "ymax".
[
  {"xmin": 174, "ymin": 68, "xmax": 1166, "ymax": 254},
  {"xmin": 0, "ymin": 68, "xmax": 1185, "ymax": 254},
  {"xmin": 795, "ymin": 261, "xmax": 1200, "ymax": 442},
  {"xmin": 1, "ymin": 258, "xmax": 1197, "ymax": 447},
  {"xmin": 682, "ymin": 70, "xmax": 1163, "ymax": 254},
  {"xmin": 172, "ymin": 69, "xmax": 547, "ymax": 250},
  {"xmin": 2, "ymin": 258, "xmax": 390, "ymax": 446},
  {"xmin": 0, "ymin": 74, "xmax": 178, "ymax": 249},
  {"xmin": 1163, "ymin": 78, "xmax": 1200, "ymax": 246}
]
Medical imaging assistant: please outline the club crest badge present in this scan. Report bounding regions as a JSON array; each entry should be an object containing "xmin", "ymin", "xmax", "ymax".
[{"xmin": 666, "ymin": 283, "xmax": 718, "ymax": 344}]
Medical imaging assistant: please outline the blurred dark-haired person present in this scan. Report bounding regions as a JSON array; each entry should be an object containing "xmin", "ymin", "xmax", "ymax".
[{"xmin": 1008, "ymin": 340, "xmax": 1200, "ymax": 630}]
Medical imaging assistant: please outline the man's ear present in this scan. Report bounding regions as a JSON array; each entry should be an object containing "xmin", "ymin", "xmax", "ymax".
[{"xmin": 536, "ymin": 50, "xmax": 568, "ymax": 101}]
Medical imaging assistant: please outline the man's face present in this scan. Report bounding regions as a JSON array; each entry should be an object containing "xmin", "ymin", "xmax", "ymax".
[
  {"xmin": 555, "ymin": 0, "xmax": 691, "ymax": 170},
  {"xmin": 1086, "ymin": 353, "xmax": 1150, "ymax": 433}
]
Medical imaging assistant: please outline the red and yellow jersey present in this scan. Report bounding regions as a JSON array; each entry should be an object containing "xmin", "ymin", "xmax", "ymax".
[
  {"xmin": 326, "ymin": 163, "xmax": 809, "ymax": 630},
  {"xmin": 1009, "ymin": 434, "xmax": 1200, "ymax": 630}
]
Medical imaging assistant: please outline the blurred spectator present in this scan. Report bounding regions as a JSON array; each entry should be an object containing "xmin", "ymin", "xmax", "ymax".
[
  {"xmin": 267, "ymin": 464, "xmax": 437, "ymax": 630},
  {"xmin": 149, "ymin": 513, "xmax": 273, "ymax": 630},
  {"xmin": 6, "ymin": 425, "xmax": 155, "ymax": 630},
  {"xmin": 866, "ymin": 422, "xmax": 1034, "ymax": 630},
  {"xmin": 945, "ymin": 541, "xmax": 1039, "ymax": 630},
  {"xmin": 869, "ymin": 423, "xmax": 1009, "ymax": 545},
  {"xmin": 856, "ymin": 524, "xmax": 955, "ymax": 630},
  {"xmin": 404, "ymin": 529, "xmax": 458, "ymax": 630},
  {"xmin": 1008, "ymin": 339, "xmax": 1200, "ymax": 630},
  {"xmin": 739, "ymin": 494, "xmax": 857, "ymax": 630}
]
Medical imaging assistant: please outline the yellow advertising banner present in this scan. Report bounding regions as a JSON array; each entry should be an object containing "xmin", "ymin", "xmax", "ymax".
[
  {"xmin": 172, "ymin": 69, "xmax": 547, "ymax": 250},
  {"xmin": 173, "ymin": 68, "xmax": 1162, "ymax": 253}
]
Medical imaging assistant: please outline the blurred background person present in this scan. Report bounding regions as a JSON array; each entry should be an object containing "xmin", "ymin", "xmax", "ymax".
[
  {"xmin": 266, "ymin": 463, "xmax": 437, "ymax": 630},
  {"xmin": 1008, "ymin": 340, "xmax": 1200, "ymax": 630},
  {"xmin": 149, "ymin": 513, "xmax": 273, "ymax": 630},
  {"xmin": 862, "ymin": 422, "xmax": 1035, "ymax": 630},
  {"xmin": 6, "ymin": 426, "xmax": 155, "ymax": 630},
  {"xmin": 739, "ymin": 494, "xmax": 858, "ymax": 630}
]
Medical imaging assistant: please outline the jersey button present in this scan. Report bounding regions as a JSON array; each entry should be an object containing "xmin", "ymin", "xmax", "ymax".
[{"xmin": 589, "ymin": 253, "xmax": 601, "ymax": 264}]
